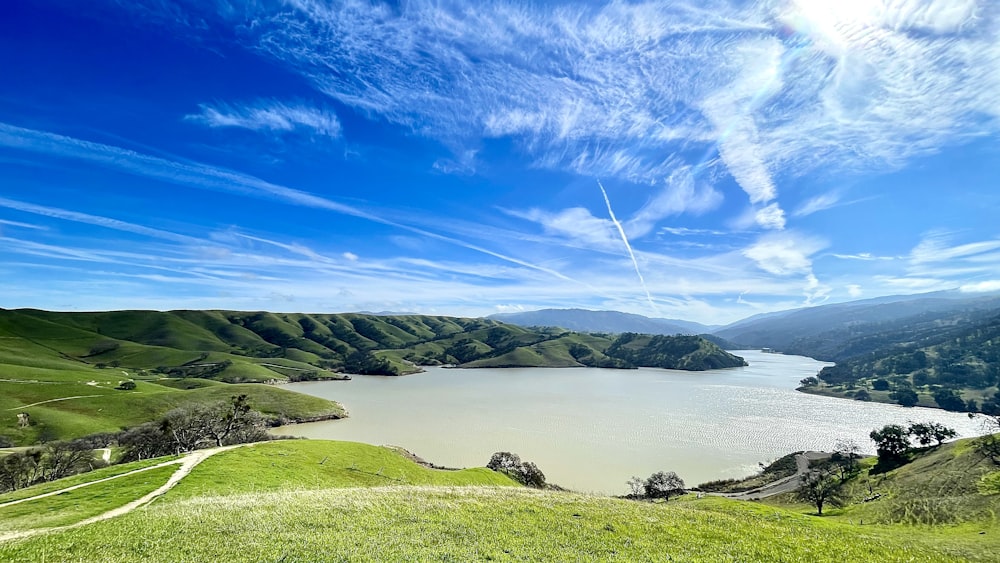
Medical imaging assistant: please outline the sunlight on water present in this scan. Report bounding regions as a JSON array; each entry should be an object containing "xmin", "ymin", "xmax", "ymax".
[{"xmin": 274, "ymin": 351, "xmax": 989, "ymax": 494}]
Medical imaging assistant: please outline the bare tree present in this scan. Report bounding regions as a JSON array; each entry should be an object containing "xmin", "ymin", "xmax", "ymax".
[
  {"xmin": 831, "ymin": 439, "xmax": 862, "ymax": 482},
  {"xmin": 626, "ymin": 476, "xmax": 645, "ymax": 497}
]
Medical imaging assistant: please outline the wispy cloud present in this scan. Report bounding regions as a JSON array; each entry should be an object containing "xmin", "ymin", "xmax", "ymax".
[
  {"xmin": 0, "ymin": 218, "xmax": 47, "ymax": 230},
  {"xmin": 0, "ymin": 196, "xmax": 205, "ymax": 244},
  {"xmin": 140, "ymin": 0, "xmax": 1000, "ymax": 222},
  {"xmin": 186, "ymin": 99, "xmax": 342, "ymax": 139},
  {"xmin": 0, "ymin": 122, "xmax": 583, "ymax": 284}
]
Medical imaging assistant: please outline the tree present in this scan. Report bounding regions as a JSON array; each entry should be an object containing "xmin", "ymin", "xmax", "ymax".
[
  {"xmin": 906, "ymin": 421, "xmax": 956, "ymax": 447},
  {"xmin": 626, "ymin": 476, "xmax": 645, "ymax": 497},
  {"xmin": 486, "ymin": 452, "xmax": 546, "ymax": 488},
  {"xmin": 644, "ymin": 471, "xmax": 685, "ymax": 500},
  {"xmin": 487, "ymin": 452, "xmax": 521, "ymax": 473},
  {"xmin": 116, "ymin": 380, "xmax": 136, "ymax": 390},
  {"xmin": 872, "ymin": 379, "xmax": 890, "ymax": 391},
  {"xmin": 870, "ymin": 424, "xmax": 911, "ymax": 467},
  {"xmin": 799, "ymin": 376, "xmax": 819, "ymax": 387},
  {"xmin": 854, "ymin": 389, "xmax": 871, "ymax": 401},
  {"xmin": 973, "ymin": 414, "xmax": 1000, "ymax": 465},
  {"xmin": 890, "ymin": 388, "xmax": 919, "ymax": 407},
  {"xmin": 933, "ymin": 389, "xmax": 966, "ymax": 412},
  {"xmin": 830, "ymin": 439, "xmax": 861, "ymax": 482},
  {"xmin": 518, "ymin": 461, "xmax": 546, "ymax": 488},
  {"xmin": 797, "ymin": 471, "xmax": 846, "ymax": 516}
]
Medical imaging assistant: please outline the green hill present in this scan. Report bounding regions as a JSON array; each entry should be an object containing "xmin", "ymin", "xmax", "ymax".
[
  {"xmin": 1, "ymin": 439, "xmax": 994, "ymax": 561},
  {"xmin": 0, "ymin": 308, "xmax": 743, "ymax": 446},
  {"xmin": 0, "ymin": 309, "xmax": 744, "ymax": 380},
  {"xmin": 801, "ymin": 314, "xmax": 1000, "ymax": 413}
]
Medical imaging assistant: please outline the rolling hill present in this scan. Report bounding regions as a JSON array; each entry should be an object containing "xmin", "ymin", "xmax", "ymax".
[{"xmin": 0, "ymin": 308, "xmax": 745, "ymax": 446}]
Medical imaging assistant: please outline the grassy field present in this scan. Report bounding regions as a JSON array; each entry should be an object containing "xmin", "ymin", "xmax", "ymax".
[
  {"xmin": 0, "ymin": 465, "xmax": 176, "ymax": 533},
  {"xmin": 0, "ymin": 439, "xmax": 996, "ymax": 561},
  {"xmin": 167, "ymin": 440, "xmax": 516, "ymax": 499},
  {"xmin": 0, "ymin": 456, "xmax": 177, "ymax": 504},
  {"xmin": 0, "ymin": 486, "xmax": 972, "ymax": 562},
  {"xmin": 0, "ymin": 363, "xmax": 345, "ymax": 445}
]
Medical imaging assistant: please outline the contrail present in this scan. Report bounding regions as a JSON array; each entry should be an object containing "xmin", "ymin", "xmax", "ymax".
[{"xmin": 597, "ymin": 180, "xmax": 658, "ymax": 313}]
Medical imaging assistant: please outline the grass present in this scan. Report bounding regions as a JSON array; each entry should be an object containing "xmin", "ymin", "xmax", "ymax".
[
  {"xmin": 0, "ymin": 465, "xmax": 176, "ymax": 533},
  {"xmin": 0, "ymin": 370, "xmax": 344, "ymax": 445},
  {"xmin": 0, "ymin": 456, "xmax": 177, "ymax": 504},
  {"xmin": 0, "ymin": 487, "xmax": 970, "ymax": 562},
  {"xmin": 167, "ymin": 440, "xmax": 517, "ymax": 499},
  {"xmin": 0, "ymin": 439, "xmax": 997, "ymax": 561}
]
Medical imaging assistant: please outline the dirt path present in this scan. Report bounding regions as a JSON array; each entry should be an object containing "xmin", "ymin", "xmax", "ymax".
[
  {"xmin": 0, "ymin": 459, "xmax": 183, "ymax": 510},
  {"xmin": 0, "ymin": 444, "xmax": 245, "ymax": 543},
  {"xmin": 716, "ymin": 451, "xmax": 830, "ymax": 500},
  {"xmin": 6, "ymin": 395, "xmax": 104, "ymax": 410}
]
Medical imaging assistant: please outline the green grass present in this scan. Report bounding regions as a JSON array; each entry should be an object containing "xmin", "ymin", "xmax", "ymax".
[
  {"xmin": 0, "ymin": 374, "xmax": 344, "ymax": 446},
  {"xmin": 0, "ymin": 465, "xmax": 176, "ymax": 533},
  {"xmin": 0, "ymin": 487, "xmax": 970, "ymax": 562},
  {"xmin": 167, "ymin": 440, "xmax": 517, "ymax": 499},
  {"xmin": 0, "ymin": 456, "xmax": 177, "ymax": 505},
  {"xmin": 1, "ymin": 439, "xmax": 996, "ymax": 561}
]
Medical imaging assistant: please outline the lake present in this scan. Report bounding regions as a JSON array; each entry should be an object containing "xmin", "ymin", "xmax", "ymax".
[{"xmin": 273, "ymin": 351, "xmax": 989, "ymax": 494}]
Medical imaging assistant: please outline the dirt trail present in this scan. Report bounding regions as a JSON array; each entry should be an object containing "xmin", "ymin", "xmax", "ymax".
[
  {"xmin": 0, "ymin": 444, "xmax": 245, "ymax": 543},
  {"xmin": 0, "ymin": 459, "xmax": 182, "ymax": 511},
  {"xmin": 716, "ymin": 451, "xmax": 830, "ymax": 500},
  {"xmin": 6, "ymin": 395, "xmax": 104, "ymax": 410}
]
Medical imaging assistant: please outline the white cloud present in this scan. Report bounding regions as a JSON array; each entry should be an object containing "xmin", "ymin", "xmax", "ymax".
[
  {"xmin": 847, "ymin": 284, "xmax": 863, "ymax": 297},
  {"xmin": 342, "ymin": 252, "xmax": 359, "ymax": 261},
  {"xmin": 960, "ymin": 280, "xmax": 1000, "ymax": 293},
  {"xmin": 830, "ymin": 252, "xmax": 895, "ymax": 261},
  {"xmin": 509, "ymin": 206, "xmax": 618, "ymax": 248},
  {"xmin": 625, "ymin": 167, "xmax": 723, "ymax": 238},
  {"xmin": 114, "ymin": 0, "xmax": 1000, "ymax": 220},
  {"xmin": 742, "ymin": 232, "xmax": 827, "ymax": 276},
  {"xmin": 754, "ymin": 203, "xmax": 786, "ymax": 230},
  {"xmin": 187, "ymin": 100, "xmax": 342, "ymax": 139},
  {"xmin": 910, "ymin": 233, "xmax": 1000, "ymax": 264},
  {"xmin": 659, "ymin": 226, "xmax": 729, "ymax": 236}
]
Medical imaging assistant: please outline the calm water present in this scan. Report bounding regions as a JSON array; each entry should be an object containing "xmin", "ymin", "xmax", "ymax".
[{"xmin": 274, "ymin": 351, "xmax": 989, "ymax": 493}]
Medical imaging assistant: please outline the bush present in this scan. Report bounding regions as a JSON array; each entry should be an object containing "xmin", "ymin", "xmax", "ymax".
[
  {"xmin": 644, "ymin": 471, "xmax": 685, "ymax": 500},
  {"xmin": 486, "ymin": 452, "xmax": 546, "ymax": 488},
  {"xmin": 116, "ymin": 380, "xmax": 137, "ymax": 390}
]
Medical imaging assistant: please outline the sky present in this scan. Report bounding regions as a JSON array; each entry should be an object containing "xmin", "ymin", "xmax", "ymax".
[{"xmin": 1, "ymin": 0, "xmax": 999, "ymax": 325}]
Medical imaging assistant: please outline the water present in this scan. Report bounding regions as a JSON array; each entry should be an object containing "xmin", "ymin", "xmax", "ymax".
[{"xmin": 273, "ymin": 351, "xmax": 989, "ymax": 494}]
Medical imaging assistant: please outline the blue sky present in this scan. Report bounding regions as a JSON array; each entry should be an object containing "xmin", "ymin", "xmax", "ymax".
[{"xmin": 1, "ymin": 0, "xmax": 999, "ymax": 324}]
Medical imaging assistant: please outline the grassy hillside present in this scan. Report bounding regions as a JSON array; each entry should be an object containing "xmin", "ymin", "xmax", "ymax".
[
  {"xmin": 0, "ymin": 308, "xmax": 744, "ymax": 445},
  {"xmin": 0, "ymin": 309, "xmax": 744, "ymax": 379},
  {"xmin": 0, "ymin": 357, "xmax": 344, "ymax": 446},
  {"xmin": 801, "ymin": 314, "xmax": 1000, "ymax": 413},
  {"xmin": 0, "ymin": 439, "xmax": 989, "ymax": 561},
  {"xmin": 760, "ymin": 437, "xmax": 1000, "ymax": 560},
  {"xmin": 2, "ymin": 439, "xmax": 997, "ymax": 560}
]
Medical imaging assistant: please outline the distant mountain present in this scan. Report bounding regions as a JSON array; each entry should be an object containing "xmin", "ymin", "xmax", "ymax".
[
  {"xmin": 488, "ymin": 308, "xmax": 717, "ymax": 335},
  {"xmin": 713, "ymin": 291, "xmax": 1000, "ymax": 360}
]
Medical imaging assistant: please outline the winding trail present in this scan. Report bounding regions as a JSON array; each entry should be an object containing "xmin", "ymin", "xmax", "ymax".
[
  {"xmin": 6, "ymin": 395, "xmax": 104, "ymax": 411},
  {"xmin": 0, "ymin": 444, "xmax": 245, "ymax": 543},
  {"xmin": 715, "ymin": 451, "xmax": 830, "ymax": 500}
]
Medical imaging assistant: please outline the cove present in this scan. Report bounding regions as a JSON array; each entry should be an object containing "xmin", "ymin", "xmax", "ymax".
[{"xmin": 273, "ymin": 351, "xmax": 988, "ymax": 493}]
